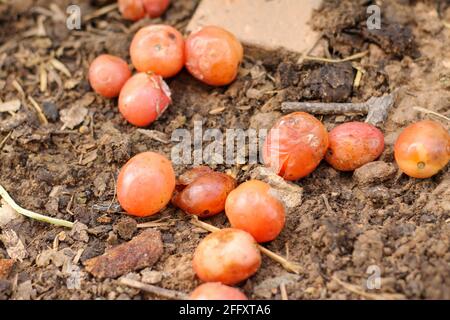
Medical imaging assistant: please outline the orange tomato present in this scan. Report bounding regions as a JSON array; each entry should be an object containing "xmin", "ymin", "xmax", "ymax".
[
  {"xmin": 172, "ymin": 166, "xmax": 236, "ymax": 218},
  {"xmin": 130, "ymin": 25, "xmax": 185, "ymax": 78},
  {"xmin": 118, "ymin": 72, "xmax": 171, "ymax": 127},
  {"xmin": 142, "ymin": 0, "xmax": 171, "ymax": 18},
  {"xmin": 88, "ymin": 54, "xmax": 131, "ymax": 98},
  {"xmin": 263, "ymin": 112, "xmax": 329, "ymax": 181},
  {"xmin": 325, "ymin": 122, "xmax": 385, "ymax": 171},
  {"xmin": 185, "ymin": 26, "xmax": 243, "ymax": 86},
  {"xmin": 394, "ymin": 120, "xmax": 450, "ymax": 178},
  {"xmin": 190, "ymin": 283, "xmax": 248, "ymax": 300},
  {"xmin": 118, "ymin": 0, "xmax": 170, "ymax": 21},
  {"xmin": 193, "ymin": 228, "xmax": 261, "ymax": 285},
  {"xmin": 225, "ymin": 180, "xmax": 285, "ymax": 243},
  {"xmin": 117, "ymin": 152, "xmax": 175, "ymax": 217}
]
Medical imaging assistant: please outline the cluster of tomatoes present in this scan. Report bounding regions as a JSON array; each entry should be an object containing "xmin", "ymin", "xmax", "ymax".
[
  {"xmin": 89, "ymin": 1, "xmax": 243, "ymax": 127},
  {"xmin": 115, "ymin": 118, "xmax": 449, "ymax": 300},
  {"xmin": 264, "ymin": 112, "xmax": 449, "ymax": 180},
  {"xmin": 87, "ymin": 0, "xmax": 450, "ymax": 301}
]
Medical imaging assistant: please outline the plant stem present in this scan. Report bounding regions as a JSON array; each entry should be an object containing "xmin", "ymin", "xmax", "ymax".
[{"xmin": 0, "ymin": 184, "xmax": 74, "ymax": 228}]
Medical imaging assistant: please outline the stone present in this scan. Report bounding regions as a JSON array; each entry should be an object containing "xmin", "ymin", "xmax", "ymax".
[
  {"xmin": 250, "ymin": 166, "xmax": 303, "ymax": 212},
  {"xmin": 113, "ymin": 217, "xmax": 138, "ymax": 240},
  {"xmin": 353, "ymin": 161, "xmax": 397, "ymax": 186}
]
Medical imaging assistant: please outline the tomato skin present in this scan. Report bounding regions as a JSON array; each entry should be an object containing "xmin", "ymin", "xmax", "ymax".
[
  {"xmin": 130, "ymin": 25, "xmax": 185, "ymax": 78},
  {"xmin": 88, "ymin": 54, "xmax": 131, "ymax": 98},
  {"xmin": 190, "ymin": 283, "xmax": 248, "ymax": 300},
  {"xmin": 118, "ymin": 72, "xmax": 171, "ymax": 127},
  {"xmin": 117, "ymin": 152, "xmax": 175, "ymax": 217},
  {"xmin": 325, "ymin": 122, "xmax": 385, "ymax": 171},
  {"xmin": 394, "ymin": 120, "xmax": 450, "ymax": 178},
  {"xmin": 263, "ymin": 112, "xmax": 329, "ymax": 181},
  {"xmin": 185, "ymin": 26, "xmax": 243, "ymax": 86},
  {"xmin": 225, "ymin": 180, "xmax": 285, "ymax": 243},
  {"xmin": 172, "ymin": 167, "xmax": 236, "ymax": 218},
  {"xmin": 119, "ymin": 0, "xmax": 170, "ymax": 21},
  {"xmin": 176, "ymin": 166, "xmax": 213, "ymax": 186},
  {"xmin": 193, "ymin": 228, "xmax": 261, "ymax": 285}
]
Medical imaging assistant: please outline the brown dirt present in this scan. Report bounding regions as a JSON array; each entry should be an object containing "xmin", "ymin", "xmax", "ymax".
[{"xmin": 0, "ymin": 0, "xmax": 449, "ymax": 300}]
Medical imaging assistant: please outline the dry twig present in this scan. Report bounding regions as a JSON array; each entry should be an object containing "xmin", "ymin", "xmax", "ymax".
[
  {"xmin": 84, "ymin": 3, "xmax": 119, "ymax": 21},
  {"xmin": 28, "ymin": 96, "xmax": 49, "ymax": 125},
  {"xmin": 119, "ymin": 277, "xmax": 188, "ymax": 300},
  {"xmin": 0, "ymin": 131, "xmax": 12, "ymax": 150},
  {"xmin": 332, "ymin": 276, "xmax": 406, "ymax": 300},
  {"xmin": 280, "ymin": 283, "xmax": 288, "ymax": 300},
  {"xmin": 413, "ymin": 106, "xmax": 450, "ymax": 122},
  {"xmin": 302, "ymin": 51, "xmax": 368, "ymax": 64},
  {"xmin": 282, "ymin": 94, "xmax": 395, "ymax": 126}
]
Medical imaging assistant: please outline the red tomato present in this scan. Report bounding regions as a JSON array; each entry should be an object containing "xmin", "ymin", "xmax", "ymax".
[
  {"xmin": 190, "ymin": 283, "xmax": 248, "ymax": 300},
  {"xmin": 394, "ymin": 120, "xmax": 450, "ymax": 178},
  {"xmin": 118, "ymin": 0, "xmax": 170, "ymax": 21},
  {"xmin": 172, "ymin": 167, "xmax": 236, "ymax": 218},
  {"xmin": 88, "ymin": 54, "xmax": 131, "ymax": 98},
  {"xmin": 263, "ymin": 112, "xmax": 329, "ymax": 181},
  {"xmin": 185, "ymin": 26, "xmax": 243, "ymax": 86},
  {"xmin": 142, "ymin": 0, "xmax": 170, "ymax": 18},
  {"xmin": 118, "ymin": 72, "xmax": 171, "ymax": 127},
  {"xmin": 118, "ymin": 0, "xmax": 145, "ymax": 21},
  {"xmin": 325, "ymin": 122, "xmax": 385, "ymax": 171},
  {"xmin": 117, "ymin": 152, "xmax": 175, "ymax": 217},
  {"xmin": 225, "ymin": 180, "xmax": 285, "ymax": 243},
  {"xmin": 193, "ymin": 228, "xmax": 261, "ymax": 285},
  {"xmin": 130, "ymin": 25, "xmax": 185, "ymax": 78}
]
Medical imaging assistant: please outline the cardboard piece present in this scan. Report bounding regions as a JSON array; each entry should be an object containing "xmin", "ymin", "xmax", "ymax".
[{"xmin": 187, "ymin": 0, "xmax": 323, "ymax": 55}]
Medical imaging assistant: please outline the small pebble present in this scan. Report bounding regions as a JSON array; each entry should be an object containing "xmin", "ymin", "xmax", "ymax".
[
  {"xmin": 42, "ymin": 101, "xmax": 59, "ymax": 122},
  {"xmin": 353, "ymin": 161, "xmax": 397, "ymax": 185}
]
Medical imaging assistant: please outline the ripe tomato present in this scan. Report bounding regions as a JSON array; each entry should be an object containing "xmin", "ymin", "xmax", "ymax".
[
  {"xmin": 225, "ymin": 180, "xmax": 285, "ymax": 243},
  {"xmin": 190, "ymin": 283, "xmax": 248, "ymax": 300},
  {"xmin": 172, "ymin": 166, "xmax": 236, "ymax": 218},
  {"xmin": 263, "ymin": 112, "xmax": 329, "ymax": 181},
  {"xmin": 185, "ymin": 26, "xmax": 243, "ymax": 86},
  {"xmin": 325, "ymin": 122, "xmax": 385, "ymax": 171},
  {"xmin": 130, "ymin": 25, "xmax": 185, "ymax": 78},
  {"xmin": 142, "ymin": 0, "xmax": 171, "ymax": 18},
  {"xmin": 394, "ymin": 120, "xmax": 450, "ymax": 178},
  {"xmin": 118, "ymin": 72, "xmax": 171, "ymax": 127},
  {"xmin": 118, "ymin": 0, "xmax": 170, "ymax": 21},
  {"xmin": 88, "ymin": 54, "xmax": 131, "ymax": 98},
  {"xmin": 117, "ymin": 152, "xmax": 175, "ymax": 217},
  {"xmin": 193, "ymin": 228, "xmax": 261, "ymax": 285}
]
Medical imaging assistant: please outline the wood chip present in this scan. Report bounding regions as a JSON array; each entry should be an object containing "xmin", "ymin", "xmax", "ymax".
[
  {"xmin": 209, "ymin": 106, "xmax": 226, "ymax": 115},
  {"xmin": 80, "ymin": 150, "xmax": 98, "ymax": 166},
  {"xmin": 50, "ymin": 59, "xmax": 71, "ymax": 77},
  {"xmin": 60, "ymin": 105, "xmax": 88, "ymax": 130},
  {"xmin": 84, "ymin": 229, "xmax": 164, "ymax": 279},
  {"xmin": 0, "ymin": 229, "xmax": 28, "ymax": 262},
  {"xmin": 0, "ymin": 200, "xmax": 23, "ymax": 227},
  {"xmin": 0, "ymin": 259, "xmax": 14, "ymax": 279},
  {"xmin": 39, "ymin": 64, "xmax": 47, "ymax": 93},
  {"xmin": 0, "ymin": 100, "xmax": 21, "ymax": 113},
  {"xmin": 137, "ymin": 129, "xmax": 170, "ymax": 144}
]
